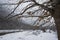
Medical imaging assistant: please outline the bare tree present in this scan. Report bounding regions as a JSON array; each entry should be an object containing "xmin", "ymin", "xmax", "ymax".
[
  {"xmin": 0, "ymin": 0, "xmax": 56, "ymax": 30},
  {"xmin": 0, "ymin": 0, "xmax": 60, "ymax": 36}
]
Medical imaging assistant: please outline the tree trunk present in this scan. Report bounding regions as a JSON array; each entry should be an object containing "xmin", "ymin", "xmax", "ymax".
[{"xmin": 52, "ymin": 5, "xmax": 60, "ymax": 40}]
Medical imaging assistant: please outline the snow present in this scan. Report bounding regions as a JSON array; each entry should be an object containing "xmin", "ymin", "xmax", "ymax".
[
  {"xmin": 0, "ymin": 0, "xmax": 19, "ymax": 3},
  {"xmin": 35, "ymin": 0, "xmax": 50, "ymax": 4},
  {"xmin": 0, "ymin": 30, "xmax": 58, "ymax": 40}
]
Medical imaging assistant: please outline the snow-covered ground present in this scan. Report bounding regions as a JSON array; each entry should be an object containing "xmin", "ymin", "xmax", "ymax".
[
  {"xmin": 0, "ymin": 30, "xmax": 20, "ymax": 33},
  {"xmin": 0, "ymin": 30, "xmax": 58, "ymax": 40}
]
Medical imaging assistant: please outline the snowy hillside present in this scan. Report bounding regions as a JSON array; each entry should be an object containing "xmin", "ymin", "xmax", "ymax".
[{"xmin": 0, "ymin": 30, "xmax": 58, "ymax": 40}]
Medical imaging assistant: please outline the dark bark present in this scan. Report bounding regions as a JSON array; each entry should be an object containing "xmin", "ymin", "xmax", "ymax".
[{"xmin": 52, "ymin": 5, "xmax": 60, "ymax": 40}]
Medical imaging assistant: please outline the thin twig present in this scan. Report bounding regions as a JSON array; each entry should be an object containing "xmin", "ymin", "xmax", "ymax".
[
  {"xmin": 7, "ymin": 4, "xmax": 36, "ymax": 19},
  {"xmin": 5, "ymin": 0, "xmax": 24, "ymax": 18},
  {"xmin": 0, "ymin": 1, "xmax": 32, "ymax": 5}
]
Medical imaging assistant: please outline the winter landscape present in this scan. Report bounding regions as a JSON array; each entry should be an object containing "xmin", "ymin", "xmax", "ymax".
[{"xmin": 0, "ymin": 0, "xmax": 58, "ymax": 40}]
